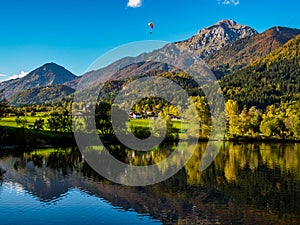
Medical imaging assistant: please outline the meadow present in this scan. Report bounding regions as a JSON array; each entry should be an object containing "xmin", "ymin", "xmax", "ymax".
[
  {"xmin": 0, "ymin": 115, "xmax": 188, "ymax": 135},
  {"xmin": 0, "ymin": 113, "xmax": 49, "ymax": 128}
]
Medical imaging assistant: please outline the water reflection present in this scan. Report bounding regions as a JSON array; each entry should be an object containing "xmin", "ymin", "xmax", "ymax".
[{"xmin": 0, "ymin": 142, "xmax": 299, "ymax": 224}]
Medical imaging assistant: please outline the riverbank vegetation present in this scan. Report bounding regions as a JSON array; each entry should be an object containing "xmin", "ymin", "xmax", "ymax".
[{"xmin": 1, "ymin": 95, "xmax": 300, "ymax": 147}]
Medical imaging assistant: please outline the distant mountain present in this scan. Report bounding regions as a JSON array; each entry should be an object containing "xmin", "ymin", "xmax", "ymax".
[
  {"xmin": 8, "ymin": 85, "xmax": 75, "ymax": 106},
  {"xmin": 221, "ymin": 34, "xmax": 300, "ymax": 109},
  {"xmin": 206, "ymin": 26, "xmax": 300, "ymax": 78},
  {"xmin": 74, "ymin": 20, "xmax": 258, "ymax": 90},
  {"xmin": 74, "ymin": 60, "xmax": 173, "ymax": 91},
  {"xmin": 175, "ymin": 19, "xmax": 258, "ymax": 58},
  {"xmin": 0, "ymin": 63, "xmax": 77, "ymax": 98}
]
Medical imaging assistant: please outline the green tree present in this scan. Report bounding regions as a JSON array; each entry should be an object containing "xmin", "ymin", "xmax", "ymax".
[
  {"xmin": 293, "ymin": 116, "xmax": 300, "ymax": 138},
  {"xmin": 248, "ymin": 106, "xmax": 262, "ymax": 135},
  {"xmin": 95, "ymin": 102, "xmax": 114, "ymax": 137},
  {"xmin": 47, "ymin": 110, "xmax": 72, "ymax": 132},
  {"xmin": 32, "ymin": 118, "xmax": 44, "ymax": 133},
  {"xmin": 15, "ymin": 116, "xmax": 28, "ymax": 128},
  {"xmin": 260, "ymin": 118, "xmax": 285, "ymax": 137},
  {"xmin": 47, "ymin": 112, "xmax": 61, "ymax": 132},
  {"xmin": 0, "ymin": 89, "xmax": 9, "ymax": 118}
]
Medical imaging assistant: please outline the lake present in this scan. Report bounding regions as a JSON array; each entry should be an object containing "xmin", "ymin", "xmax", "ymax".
[{"xmin": 0, "ymin": 142, "xmax": 299, "ymax": 224}]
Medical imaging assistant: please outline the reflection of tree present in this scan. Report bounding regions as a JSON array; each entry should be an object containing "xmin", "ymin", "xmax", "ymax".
[
  {"xmin": 0, "ymin": 167, "xmax": 6, "ymax": 184},
  {"xmin": 126, "ymin": 142, "xmax": 176, "ymax": 166},
  {"xmin": 31, "ymin": 154, "xmax": 43, "ymax": 167},
  {"xmin": 2, "ymin": 142, "xmax": 300, "ymax": 223},
  {"xmin": 46, "ymin": 147, "xmax": 82, "ymax": 175},
  {"xmin": 105, "ymin": 144, "xmax": 127, "ymax": 162},
  {"xmin": 183, "ymin": 142, "xmax": 300, "ymax": 218},
  {"xmin": 14, "ymin": 158, "xmax": 27, "ymax": 171}
]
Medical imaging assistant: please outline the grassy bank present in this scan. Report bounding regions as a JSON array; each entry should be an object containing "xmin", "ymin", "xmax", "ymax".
[
  {"xmin": 0, "ymin": 114, "xmax": 49, "ymax": 129},
  {"xmin": 0, "ymin": 125, "xmax": 75, "ymax": 148},
  {"xmin": 1, "ymin": 117, "xmax": 299, "ymax": 146}
]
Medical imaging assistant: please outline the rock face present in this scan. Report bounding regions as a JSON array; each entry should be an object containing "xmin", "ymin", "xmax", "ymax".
[{"xmin": 175, "ymin": 19, "xmax": 258, "ymax": 58}]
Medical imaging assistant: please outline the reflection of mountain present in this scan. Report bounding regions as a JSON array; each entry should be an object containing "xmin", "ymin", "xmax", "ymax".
[
  {"xmin": 1, "ymin": 155, "xmax": 82, "ymax": 201},
  {"xmin": 0, "ymin": 143, "xmax": 299, "ymax": 224}
]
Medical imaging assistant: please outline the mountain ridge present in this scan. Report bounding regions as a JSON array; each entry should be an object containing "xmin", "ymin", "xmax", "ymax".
[
  {"xmin": 221, "ymin": 34, "xmax": 300, "ymax": 109},
  {"xmin": 205, "ymin": 26, "xmax": 300, "ymax": 78}
]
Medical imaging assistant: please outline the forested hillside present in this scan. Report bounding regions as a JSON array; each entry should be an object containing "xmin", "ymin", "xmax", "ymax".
[
  {"xmin": 206, "ymin": 26, "xmax": 300, "ymax": 78},
  {"xmin": 221, "ymin": 34, "xmax": 300, "ymax": 109}
]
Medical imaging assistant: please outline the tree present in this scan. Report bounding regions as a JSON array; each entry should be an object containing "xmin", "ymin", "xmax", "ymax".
[
  {"xmin": 0, "ymin": 89, "xmax": 9, "ymax": 118},
  {"xmin": 293, "ymin": 116, "xmax": 300, "ymax": 138},
  {"xmin": 248, "ymin": 106, "xmax": 262, "ymax": 135},
  {"xmin": 47, "ymin": 112, "xmax": 61, "ymax": 132},
  {"xmin": 260, "ymin": 118, "xmax": 285, "ymax": 137},
  {"xmin": 225, "ymin": 100, "xmax": 240, "ymax": 137},
  {"xmin": 32, "ymin": 118, "xmax": 44, "ymax": 133},
  {"xmin": 95, "ymin": 101, "xmax": 114, "ymax": 137},
  {"xmin": 47, "ymin": 110, "xmax": 72, "ymax": 132},
  {"xmin": 185, "ymin": 96, "xmax": 211, "ymax": 139},
  {"xmin": 15, "ymin": 116, "xmax": 28, "ymax": 128},
  {"xmin": 60, "ymin": 110, "xmax": 72, "ymax": 132}
]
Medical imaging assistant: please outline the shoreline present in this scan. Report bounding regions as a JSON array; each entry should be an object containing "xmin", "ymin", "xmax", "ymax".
[{"xmin": 1, "ymin": 126, "xmax": 300, "ymax": 152}]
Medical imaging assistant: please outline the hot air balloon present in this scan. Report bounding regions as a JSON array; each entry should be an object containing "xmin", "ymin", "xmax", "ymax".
[{"xmin": 148, "ymin": 22, "xmax": 154, "ymax": 34}]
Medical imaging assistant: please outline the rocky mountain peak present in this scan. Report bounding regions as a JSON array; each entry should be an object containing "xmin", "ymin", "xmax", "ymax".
[
  {"xmin": 176, "ymin": 19, "xmax": 258, "ymax": 58},
  {"xmin": 216, "ymin": 19, "xmax": 237, "ymax": 27}
]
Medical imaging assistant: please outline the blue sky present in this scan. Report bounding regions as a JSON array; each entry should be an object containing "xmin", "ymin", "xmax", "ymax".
[{"xmin": 0, "ymin": 0, "xmax": 299, "ymax": 81}]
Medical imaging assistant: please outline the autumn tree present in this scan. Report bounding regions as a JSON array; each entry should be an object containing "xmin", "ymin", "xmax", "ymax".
[{"xmin": 225, "ymin": 100, "xmax": 240, "ymax": 137}]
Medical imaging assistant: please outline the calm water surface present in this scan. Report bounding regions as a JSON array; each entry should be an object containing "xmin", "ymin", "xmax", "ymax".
[{"xmin": 0, "ymin": 142, "xmax": 299, "ymax": 224}]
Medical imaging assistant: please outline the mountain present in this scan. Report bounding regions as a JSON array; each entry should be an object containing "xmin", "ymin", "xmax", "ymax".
[
  {"xmin": 73, "ymin": 20, "xmax": 258, "ymax": 90},
  {"xmin": 8, "ymin": 85, "xmax": 75, "ymax": 106},
  {"xmin": 175, "ymin": 19, "xmax": 258, "ymax": 58},
  {"xmin": 0, "ymin": 63, "xmax": 77, "ymax": 98},
  {"xmin": 220, "ymin": 34, "xmax": 300, "ymax": 109},
  {"xmin": 205, "ymin": 26, "xmax": 300, "ymax": 78},
  {"xmin": 74, "ymin": 60, "xmax": 172, "ymax": 91},
  {"xmin": 2, "ymin": 20, "xmax": 299, "ymax": 107},
  {"xmin": 1, "ymin": 20, "xmax": 257, "ymax": 100}
]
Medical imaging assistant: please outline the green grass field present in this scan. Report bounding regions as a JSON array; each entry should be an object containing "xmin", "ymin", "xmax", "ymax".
[
  {"xmin": 0, "ymin": 115, "xmax": 49, "ymax": 128},
  {"xmin": 129, "ymin": 119, "xmax": 188, "ymax": 130},
  {"xmin": 0, "ymin": 116, "xmax": 189, "ymax": 137},
  {"xmin": 128, "ymin": 118, "xmax": 189, "ymax": 139}
]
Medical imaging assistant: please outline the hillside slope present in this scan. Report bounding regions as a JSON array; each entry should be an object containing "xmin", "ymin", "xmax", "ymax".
[
  {"xmin": 220, "ymin": 34, "xmax": 300, "ymax": 109},
  {"xmin": 8, "ymin": 85, "xmax": 75, "ymax": 106},
  {"xmin": 206, "ymin": 26, "xmax": 300, "ymax": 78}
]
